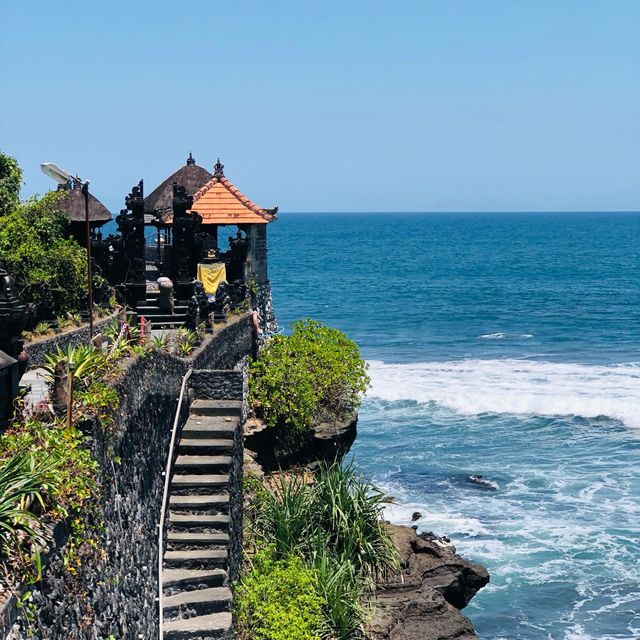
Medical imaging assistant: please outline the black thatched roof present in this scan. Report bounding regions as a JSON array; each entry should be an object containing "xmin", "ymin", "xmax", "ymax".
[
  {"xmin": 144, "ymin": 153, "xmax": 213, "ymax": 216},
  {"xmin": 58, "ymin": 187, "xmax": 112, "ymax": 224}
]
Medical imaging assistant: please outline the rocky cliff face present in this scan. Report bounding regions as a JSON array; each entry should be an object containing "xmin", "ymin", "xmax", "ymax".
[
  {"xmin": 244, "ymin": 412, "xmax": 357, "ymax": 471},
  {"xmin": 367, "ymin": 524, "xmax": 489, "ymax": 640}
]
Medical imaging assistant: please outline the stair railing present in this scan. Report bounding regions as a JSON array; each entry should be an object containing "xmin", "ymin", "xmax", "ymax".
[{"xmin": 158, "ymin": 367, "xmax": 193, "ymax": 639}]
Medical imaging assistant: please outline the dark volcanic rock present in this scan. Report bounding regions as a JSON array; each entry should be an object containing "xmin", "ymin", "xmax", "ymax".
[
  {"xmin": 367, "ymin": 524, "xmax": 489, "ymax": 640},
  {"xmin": 244, "ymin": 412, "xmax": 357, "ymax": 471}
]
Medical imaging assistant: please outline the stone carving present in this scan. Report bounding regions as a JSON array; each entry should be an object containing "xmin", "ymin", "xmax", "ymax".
[
  {"xmin": 115, "ymin": 180, "xmax": 146, "ymax": 304},
  {"xmin": 184, "ymin": 280, "xmax": 211, "ymax": 330},
  {"xmin": 169, "ymin": 183, "xmax": 204, "ymax": 295},
  {"xmin": 156, "ymin": 277, "xmax": 175, "ymax": 314},
  {"xmin": 0, "ymin": 259, "xmax": 27, "ymax": 358}
]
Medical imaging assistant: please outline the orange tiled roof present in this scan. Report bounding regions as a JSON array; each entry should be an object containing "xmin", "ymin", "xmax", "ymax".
[{"xmin": 184, "ymin": 159, "xmax": 276, "ymax": 225}]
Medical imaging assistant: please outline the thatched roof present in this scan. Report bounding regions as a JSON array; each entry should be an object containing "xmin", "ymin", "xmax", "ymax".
[
  {"xmin": 144, "ymin": 153, "xmax": 213, "ymax": 218},
  {"xmin": 58, "ymin": 187, "xmax": 112, "ymax": 224}
]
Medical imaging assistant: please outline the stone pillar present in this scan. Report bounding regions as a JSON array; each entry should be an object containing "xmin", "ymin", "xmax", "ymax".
[{"xmin": 245, "ymin": 224, "xmax": 268, "ymax": 284}]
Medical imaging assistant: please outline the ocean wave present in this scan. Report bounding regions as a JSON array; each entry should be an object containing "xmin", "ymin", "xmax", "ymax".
[
  {"xmin": 478, "ymin": 332, "xmax": 534, "ymax": 339},
  {"xmin": 366, "ymin": 359, "xmax": 640, "ymax": 429}
]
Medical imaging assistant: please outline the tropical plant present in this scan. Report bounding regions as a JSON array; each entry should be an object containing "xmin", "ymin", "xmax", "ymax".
[
  {"xmin": 313, "ymin": 461, "xmax": 397, "ymax": 581},
  {"xmin": 42, "ymin": 344, "xmax": 109, "ymax": 389},
  {"xmin": 251, "ymin": 472, "xmax": 312, "ymax": 557},
  {"xmin": 33, "ymin": 322, "xmax": 51, "ymax": 336},
  {"xmin": 235, "ymin": 550, "xmax": 324, "ymax": 640},
  {"xmin": 243, "ymin": 461, "xmax": 398, "ymax": 639},
  {"xmin": 249, "ymin": 320, "xmax": 370, "ymax": 433},
  {"xmin": 56, "ymin": 315, "xmax": 74, "ymax": 330},
  {"xmin": 151, "ymin": 334, "xmax": 168, "ymax": 351},
  {"xmin": 174, "ymin": 327, "xmax": 199, "ymax": 357},
  {"xmin": 0, "ymin": 453, "xmax": 48, "ymax": 557},
  {"xmin": 311, "ymin": 544, "xmax": 367, "ymax": 640},
  {"xmin": 0, "ymin": 420, "xmax": 98, "ymax": 521}
]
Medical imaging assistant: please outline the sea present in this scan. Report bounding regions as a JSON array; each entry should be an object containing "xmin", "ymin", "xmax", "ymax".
[{"xmin": 268, "ymin": 212, "xmax": 640, "ymax": 640}]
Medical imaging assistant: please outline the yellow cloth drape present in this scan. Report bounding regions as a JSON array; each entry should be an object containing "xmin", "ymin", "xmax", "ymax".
[{"xmin": 197, "ymin": 263, "xmax": 227, "ymax": 295}]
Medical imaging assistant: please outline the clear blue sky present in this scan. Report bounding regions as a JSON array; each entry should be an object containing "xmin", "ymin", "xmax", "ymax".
[{"xmin": 1, "ymin": 0, "xmax": 638, "ymax": 212}]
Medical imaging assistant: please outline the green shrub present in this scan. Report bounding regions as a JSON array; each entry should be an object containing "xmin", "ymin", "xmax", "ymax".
[
  {"xmin": 245, "ymin": 461, "xmax": 398, "ymax": 638},
  {"xmin": 0, "ymin": 150, "xmax": 22, "ymax": 217},
  {"xmin": 0, "ymin": 191, "xmax": 88, "ymax": 315},
  {"xmin": 0, "ymin": 420, "xmax": 98, "ymax": 521},
  {"xmin": 235, "ymin": 550, "xmax": 323, "ymax": 640},
  {"xmin": 0, "ymin": 453, "xmax": 50, "ymax": 557},
  {"xmin": 249, "ymin": 320, "xmax": 369, "ymax": 433}
]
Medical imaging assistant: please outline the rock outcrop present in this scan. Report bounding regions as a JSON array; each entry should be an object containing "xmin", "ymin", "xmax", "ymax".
[
  {"xmin": 367, "ymin": 524, "xmax": 489, "ymax": 640},
  {"xmin": 244, "ymin": 412, "xmax": 357, "ymax": 471}
]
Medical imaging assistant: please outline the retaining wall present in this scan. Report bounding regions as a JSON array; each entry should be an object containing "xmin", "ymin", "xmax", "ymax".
[{"xmin": 2, "ymin": 314, "xmax": 253, "ymax": 639}]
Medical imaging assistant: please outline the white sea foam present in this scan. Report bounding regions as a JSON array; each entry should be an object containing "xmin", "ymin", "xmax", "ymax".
[
  {"xmin": 478, "ymin": 332, "xmax": 534, "ymax": 339},
  {"xmin": 366, "ymin": 359, "xmax": 640, "ymax": 429}
]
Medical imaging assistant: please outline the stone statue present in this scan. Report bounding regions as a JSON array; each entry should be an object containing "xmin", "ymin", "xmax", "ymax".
[{"xmin": 157, "ymin": 276, "xmax": 175, "ymax": 314}]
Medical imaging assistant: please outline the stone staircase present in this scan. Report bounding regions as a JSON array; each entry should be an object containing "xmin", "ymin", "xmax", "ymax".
[
  {"xmin": 137, "ymin": 289, "xmax": 188, "ymax": 330},
  {"xmin": 161, "ymin": 398, "xmax": 243, "ymax": 639}
]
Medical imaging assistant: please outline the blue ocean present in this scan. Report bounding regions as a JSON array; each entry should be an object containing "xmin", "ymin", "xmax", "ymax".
[{"xmin": 269, "ymin": 213, "xmax": 640, "ymax": 640}]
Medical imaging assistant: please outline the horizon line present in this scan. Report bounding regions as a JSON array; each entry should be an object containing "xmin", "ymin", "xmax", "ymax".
[{"xmin": 276, "ymin": 209, "xmax": 640, "ymax": 215}]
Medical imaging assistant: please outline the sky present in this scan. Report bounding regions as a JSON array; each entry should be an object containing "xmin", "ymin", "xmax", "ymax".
[{"xmin": 1, "ymin": 0, "xmax": 639, "ymax": 213}]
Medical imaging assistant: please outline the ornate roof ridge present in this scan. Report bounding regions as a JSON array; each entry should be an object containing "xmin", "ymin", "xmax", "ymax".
[{"xmin": 191, "ymin": 162, "xmax": 276, "ymax": 222}]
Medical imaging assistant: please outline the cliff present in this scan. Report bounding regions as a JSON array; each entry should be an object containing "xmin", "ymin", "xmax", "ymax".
[{"xmin": 367, "ymin": 524, "xmax": 489, "ymax": 640}]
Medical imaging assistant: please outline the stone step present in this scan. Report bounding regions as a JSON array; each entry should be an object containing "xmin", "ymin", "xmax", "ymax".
[
  {"xmin": 178, "ymin": 439, "xmax": 233, "ymax": 455},
  {"xmin": 169, "ymin": 513, "xmax": 230, "ymax": 530},
  {"xmin": 162, "ymin": 568, "xmax": 226, "ymax": 592},
  {"xmin": 167, "ymin": 531, "xmax": 229, "ymax": 548},
  {"xmin": 170, "ymin": 474, "xmax": 229, "ymax": 491},
  {"xmin": 163, "ymin": 611, "xmax": 232, "ymax": 639},
  {"xmin": 181, "ymin": 416, "xmax": 238, "ymax": 439},
  {"xmin": 169, "ymin": 493, "xmax": 229, "ymax": 513},
  {"xmin": 190, "ymin": 399, "xmax": 243, "ymax": 417},
  {"xmin": 163, "ymin": 548, "xmax": 227, "ymax": 569},
  {"xmin": 149, "ymin": 320, "xmax": 186, "ymax": 329},
  {"xmin": 174, "ymin": 455, "xmax": 231, "ymax": 473},
  {"xmin": 138, "ymin": 313, "xmax": 187, "ymax": 323},
  {"xmin": 137, "ymin": 305, "xmax": 188, "ymax": 315},
  {"xmin": 163, "ymin": 586, "xmax": 232, "ymax": 618}
]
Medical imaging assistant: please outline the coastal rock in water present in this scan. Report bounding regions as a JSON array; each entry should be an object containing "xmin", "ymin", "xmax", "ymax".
[{"xmin": 367, "ymin": 524, "xmax": 489, "ymax": 640}]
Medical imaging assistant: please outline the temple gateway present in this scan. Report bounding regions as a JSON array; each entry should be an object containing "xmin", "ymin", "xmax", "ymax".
[{"xmin": 94, "ymin": 154, "xmax": 278, "ymax": 332}]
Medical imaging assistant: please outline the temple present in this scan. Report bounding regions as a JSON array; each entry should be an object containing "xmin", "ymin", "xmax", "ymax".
[{"xmin": 94, "ymin": 154, "xmax": 278, "ymax": 332}]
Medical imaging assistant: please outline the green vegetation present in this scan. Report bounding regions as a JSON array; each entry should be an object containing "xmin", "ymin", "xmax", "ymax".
[
  {"xmin": 239, "ymin": 461, "xmax": 397, "ymax": 639},
  {"xmin": 0, "ymin": 150, "xmax": 22, "ymax": 217},
  {"xmin": 0, "ymin": 453, "xmax": 50, "ymax": 560},
  {"xmin": 235, "ymin": 551, "xmax": 324, "ymax": 640},
  {"xmin": 249, "ymin": 320, "xmax": 370, "ymax": 433},
  {"xmin": 0, "ymin": 191, "xmax": 88, "ymax": 316},
  {"xmin": 0, "ymin": 319, "xmax": 145, "ymax": 581}
]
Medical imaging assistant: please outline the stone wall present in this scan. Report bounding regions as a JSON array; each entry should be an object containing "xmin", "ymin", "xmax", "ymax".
[
  {"xmin": 189, "ymin": 370, "xmax": 244, "ymax": 401},
  {"xmin": 255, "ymin": 281, "xmax": 278, "ymax": 336},
  {"xmin": 190, "ymin": 313, "xmax": 253, "ymax": 370},
  {"xmin": 4, "ymin": 315, "xmax": 254, "ymax": 639},
  {"xmin": 23, "ymin": 314, "xmax": 117, "ymax": 368}
]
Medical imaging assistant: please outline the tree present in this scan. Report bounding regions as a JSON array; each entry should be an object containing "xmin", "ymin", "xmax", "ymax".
[
  {"xmin": 0, "ymin": 191, "xmax": 87, "ymax": 316},
  {"xmin": 0, "ymin": 151, "xmax": 22, "ymax": 217}
]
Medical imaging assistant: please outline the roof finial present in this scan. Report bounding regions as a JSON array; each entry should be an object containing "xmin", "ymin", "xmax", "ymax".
[
  {"xmin": 214, "ymin": 158, "xmax": 224, "ymax": 177},
  {"xmin": 186, "ymin": 152, "xmax": 195, "ymax": 166}
]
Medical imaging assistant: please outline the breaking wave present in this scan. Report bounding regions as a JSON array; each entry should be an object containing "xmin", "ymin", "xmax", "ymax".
[
  {"xmin": 478, "ymin": 332, "xmax": 534, "ymax": 339},
  {"xmin": 366, "ymin": 359, "xmax": 640, "ymax": 429}
]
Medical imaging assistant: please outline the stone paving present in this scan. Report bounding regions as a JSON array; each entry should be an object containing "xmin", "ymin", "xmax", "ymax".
[{"xmin": 20, "ymin": 367, "xmax": 49, "ymax": 411}]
